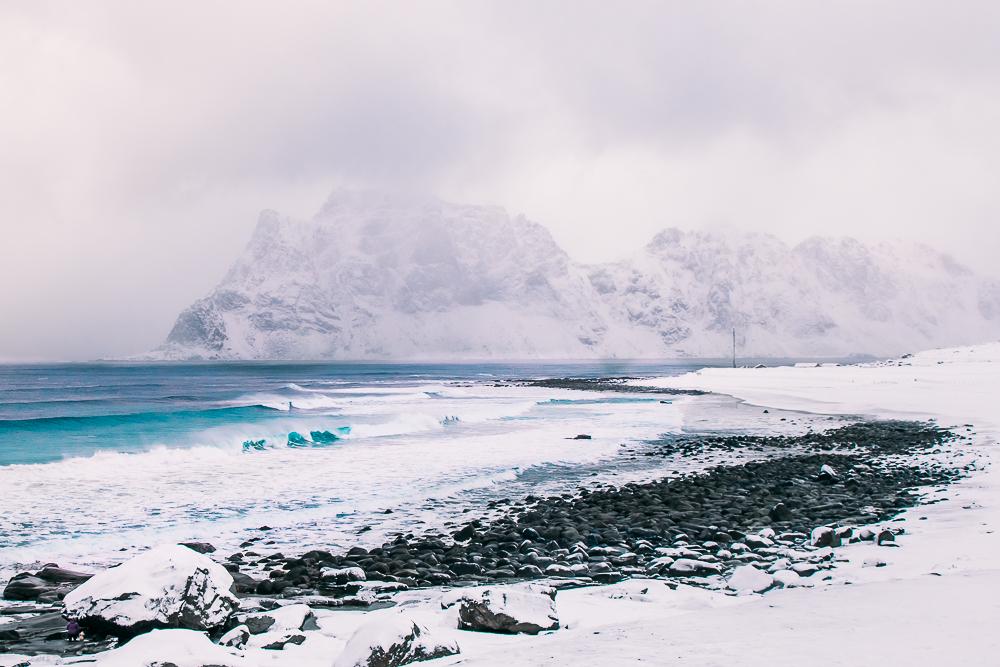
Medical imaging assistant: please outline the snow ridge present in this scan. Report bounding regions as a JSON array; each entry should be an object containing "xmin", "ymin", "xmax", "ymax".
[{"xmin": 153, "ymin": 190, "xmax": 1000, "ymax": 360}]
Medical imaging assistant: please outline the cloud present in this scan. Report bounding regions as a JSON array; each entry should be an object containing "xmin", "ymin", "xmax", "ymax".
[{"xmin": 1, "ymin": 1, "xmax": 998, "ymax": 358}]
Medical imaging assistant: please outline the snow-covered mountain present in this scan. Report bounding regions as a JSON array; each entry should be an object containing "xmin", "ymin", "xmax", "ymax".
[{"xmin": 153, "ymin": 190, "xmax": 1000, "ymax": 360}]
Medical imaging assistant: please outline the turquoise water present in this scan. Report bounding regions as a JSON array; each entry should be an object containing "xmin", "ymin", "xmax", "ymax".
[{"xmin": 0, "ymin": 361, "xmax": 713, "ymax": 466}]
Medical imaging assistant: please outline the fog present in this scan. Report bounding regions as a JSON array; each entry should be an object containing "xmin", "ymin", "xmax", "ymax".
[{"xmin": 2, "ymin": 1, "xmax": 999, "ymax": 359}]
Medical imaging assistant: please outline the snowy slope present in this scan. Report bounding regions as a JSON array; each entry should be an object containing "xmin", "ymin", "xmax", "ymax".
[{"xmin": 152, "ymin": 191, "xmax": 1000, "ymax": 360}]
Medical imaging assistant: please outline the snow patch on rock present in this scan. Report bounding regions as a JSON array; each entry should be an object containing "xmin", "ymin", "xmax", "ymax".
[{"xmin": 62, "ymin": 544, "xmax": 238, "ymax": 636}]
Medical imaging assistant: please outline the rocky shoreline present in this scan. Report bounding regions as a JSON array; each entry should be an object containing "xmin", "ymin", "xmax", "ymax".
[{"xmin": 0, "ymin": 418, "xmax": 972, "ymax": 664}]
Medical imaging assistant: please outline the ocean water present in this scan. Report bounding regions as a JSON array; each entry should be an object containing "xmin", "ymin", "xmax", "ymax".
[{"xmin": 0, "ymin": 360, "xmax": 749, "ymax": 575}]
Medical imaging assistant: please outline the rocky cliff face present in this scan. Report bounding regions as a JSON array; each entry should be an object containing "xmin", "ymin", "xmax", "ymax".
[{"xmin": 154, "ymin": 190, "xmax": 1000, "ymax": 359}]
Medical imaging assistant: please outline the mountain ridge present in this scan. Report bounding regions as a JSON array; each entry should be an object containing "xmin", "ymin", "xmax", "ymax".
[{"xmin": 150, "ymin": 190, "xmax": 1000, "ymax": 360}]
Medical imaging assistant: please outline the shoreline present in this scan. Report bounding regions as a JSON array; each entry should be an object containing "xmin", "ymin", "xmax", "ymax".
[
  {"xmin": 2, "ymin": 344, "xmax": 998, "ymax": 665},
  {"xmin": 0, "ymin": 417, "xmax": 977, "ymax": 662}
]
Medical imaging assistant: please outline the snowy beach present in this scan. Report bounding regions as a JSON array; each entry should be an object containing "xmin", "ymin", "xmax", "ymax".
[{"xmin": 2, "ymin": 343, "xmax": 997, "ymax": 665}]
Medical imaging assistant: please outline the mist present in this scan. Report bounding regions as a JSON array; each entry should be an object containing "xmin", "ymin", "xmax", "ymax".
[{"xmin": 2, "ymin": 1, "xmax": 999, "ymax": 360}]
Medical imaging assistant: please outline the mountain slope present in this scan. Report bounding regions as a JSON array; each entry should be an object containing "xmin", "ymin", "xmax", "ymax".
[{"xmin": 153, "ymin": 191, "xmax": 1000, "ymax": 360}]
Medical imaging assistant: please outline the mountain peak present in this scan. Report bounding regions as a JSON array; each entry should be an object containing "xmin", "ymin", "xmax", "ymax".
[{"xmin": 152, "ymin": 193, "xmax": 1000, "ymax": 360}]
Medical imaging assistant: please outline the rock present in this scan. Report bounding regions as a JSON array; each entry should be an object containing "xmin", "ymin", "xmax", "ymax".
[
  {"xmin": 772, "ymin": 569, "xmax": 807, "ymax": 588},
  {"xmin": 246, "ymin": 603, "xmax": 316, "ymax": 634},
  {"xmin": 743, "ymin": 534, "xmax": 774, "ymax": 549},
  {"xmin": 92, "ymin": 628, "xmax": 242, "ymax": 667},
  {"xmin": 876, "ymin": 529, "xmax": 896, "ymax": 546},
  {"xmin": 230, "ymin": 571, "xmax": 260, "ymax": 594},
  {"xmin": 62, "ymin": 544, "xmax": 238, "ymax": 638},
  {"xmin": 3, "ymin": 567, "xmax": 93, "ymax": 602},
  {"xmin": 321, "ymin": 566, "xmax": 367, "ymax": 583},
  {"xmin": 543, "ymin": 563, "xmax": 574, "ymax": 577},
  {"xmin": 442, "ymin": 585, "xmax": 559, "ymax": 635},
  {"xmin": 817, "ymin": 464, "xmax": 839, "ymax": 482},
  {"xmin": 726, "ymin": 565, "xmax": 774, "ymax": 593},
  {"xmin": 571, "ymin": 434, "xmax": 592, "ymax": 440},
  {"xmin": 667, "ymin": 559, "xmax": 722, "ymax": 576},
  {"xmin": 261, "ymin": 633, "xmax": 307, "ymax": 650},
  {"xmin": 769, "ymin": 502, "xmax": 792, "ymax": 521},
  {"xmin": 810, "ymin": 526, "xmax": 841, "ymax": 548},
  {"xmin": 178, "ymin": 542, "xmax": 217, "ymax": 554},
  {"xmin": 333, "ymin": 614, "xmax": 460, "ymax": 667},
  {"xmin": 219, "ymin": 624, "xmax": 250, "ymax": 649},
  {"xmin": 245, "ymin": 615, "xmax": 276, "ymax": 634},
  {"xmin": 790, "ymin": 562, "xmax": 820, "ymax": 577}
]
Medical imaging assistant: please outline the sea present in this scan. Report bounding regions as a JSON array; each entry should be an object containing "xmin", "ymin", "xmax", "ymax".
[{"xmin": 0, "ymin": 360, "xmax": 804, "ymax": 578}]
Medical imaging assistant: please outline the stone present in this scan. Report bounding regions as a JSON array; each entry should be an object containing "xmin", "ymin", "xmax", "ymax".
[
  {"xmin": 62, "ymin": 544, "xmax": 238, "ymax": 638},
  {"xmin": 810, "ymin": 526, "xmax": 841, "ymax": 548},
  {"xmin": 178, "ymin": 542, "xmax": 216, "ymax": 554},
  {"xmin": 3, "ymin": 567, "xmax": 92, "ymax": 602},
  {"xmin": 726, "ymin": 565, "xmax": 774, "ymax": 593},
  {"xmin": 441, "ymin": 585, "xmax": 559, "ymax": 635},
  {"xmin": 333, "ymin": 614, "xmax": 460, "ymax": 667},
  {"xmin": 219, "ymin": 624, "xmax": 250, "ymax": 649},
  {"xmin": 90, "ymin": 628, "xmax": 242, "ymax": 667},
  {"xmin": 667, "ymin": 559, "xmax": 722, "ymax": 576},
  {"xmin": 321, "ymin": 566, "xmax": 367, "ymax": 583},
  {"xmin": 772, "ymin": 569, "xmax": 808, "ymax": 588},
  {"xmin": 817, "ymin": 464, "xmax": 839, "ymax": 482}
]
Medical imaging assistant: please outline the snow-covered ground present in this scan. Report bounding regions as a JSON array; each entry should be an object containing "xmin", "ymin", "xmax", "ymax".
[{"xmin": 4, "ymin": 343, "xmax": 998, "ymax": 666}]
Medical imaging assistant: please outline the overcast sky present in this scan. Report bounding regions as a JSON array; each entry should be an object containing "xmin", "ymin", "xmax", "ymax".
[{"xmin": 2, "ymin": 1, "xmax": 999, "ymax": 360}]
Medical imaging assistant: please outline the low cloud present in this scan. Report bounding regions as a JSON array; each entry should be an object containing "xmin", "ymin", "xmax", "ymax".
[{"xmin": 1, "ymin": 1, "xmax": 998, "ymax": 359}]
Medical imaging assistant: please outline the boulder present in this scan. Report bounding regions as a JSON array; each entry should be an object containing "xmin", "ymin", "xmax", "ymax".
[
  {"xmin": 441, "ymin": 585, "xmax": 559, "ymax": 635},
  {"xmin": 667, "ymin": 559, "xmax": 722, "ymax": 576},
  {"xmin": 178, "ymin": 542, "xmax": 216, "ymax": 554},
  {"xmin": 245, "ymin": 603, "xmax": 316, "ymax": 634},
  {"xmin": 3, "ymin": 566, "xmax": 92, "ymax": 602},
  {"xmin": 218, "ymin": 624, "xmax": 250, "ymax": 649},
  {"xmin": 321, "ymin": 566, "xmax": 367, "ymax": 583},
  {"xmin": 743, "ymin": 534, "xmax": 774, "ymax": 550},
  {"xmin": 772, "ymin": 569, "xmax": 809, "ymax": 588},
  {"xmin": 333, "ymin": 614, "xmax": 460, "ymax": 667},
  {"xmin": 817, "ymin": 464, "xmax": 839, "ymax": 482},
  {"xmin": 726, "ymin": 565, "xmax": 774, "ymax": 593},
  {"xmin": 810, "ymin": 526, "xmax": 841, "ymax": 548},
  {"xmin": 62, "ymin": 544, "xmax": 238, "ymax": 637},
  {"xmin": 93, "ymin": 628, "xmax": 242, "ymax": 667},
  {"xmin": 790, "ymin": 562, "xmax": 820, "ymax": 577}
]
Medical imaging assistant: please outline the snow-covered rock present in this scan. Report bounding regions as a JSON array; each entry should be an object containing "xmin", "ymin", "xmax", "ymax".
[
  {"xmin": 810, "ymin": 526, "xmax": 842, "ymax": 548},
  {"xmin": 321, "ymin": 566, "xmax": 367, "ymax": 583},
  {"xmin": 726, "ymin": 565, "xmax": 775, "ymax": 593},
  {"xmin": 244, "ymin": 603, "xmax": 315, "ymax": 634},
  {"xmin": 333, "ymin": 613, "xmax": 459, "ymax": 667},
  {"xmin": 667, "ymin": 559, "xmax": 723, "ymax": 576},
  {"xmin": 441, "ymin": 585, "xmax": 559, "ymax": 635},
  {"xmin": 148, "ymin": 189, "xmax": 1000, "ymax": 361},
  {"xmin": 94, "ymin": 628, "xmax": 242, "ymax": 667},
  {"xmin": 62, "ymin": 544, "xmax": 238, "ymax": 637},
  {"xmin": 218, "ymin": 624, "xmax": 250, "ymax": 649}
]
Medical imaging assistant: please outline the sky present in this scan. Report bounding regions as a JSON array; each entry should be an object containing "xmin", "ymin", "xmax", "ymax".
[{"xmin": 1, "ymin": 1, "xmax": 999, "ymax": 360}]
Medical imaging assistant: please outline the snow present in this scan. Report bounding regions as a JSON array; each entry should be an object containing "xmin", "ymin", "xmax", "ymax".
[
  {"xmin": 726, "ymin": 564, "xmax": 774, "ymax": 593},
  {"xmin": 13, "ymin": 342, "xmax": 1000, "ymax": 665},
  {"xmin": 332, "ymin": 612, "xmax": 460, "ymax": 667},
  {"xmin": 148, "ymin": 189, "xmax": 1000, "ymax": 360},
  {"xmin": 441, "ymin": 585, "xmax": 560, "ymax": 635},
  {"xmin": 62, "ymin": 544, "xmax": 237, "ymax": 633},
  {"xmin": 246, "ymin": 603, "xmax": 313, "ymax": 632},
  {"xmin": 95, "ymin": 629, "xmax": 242, "ymax": 667}
]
